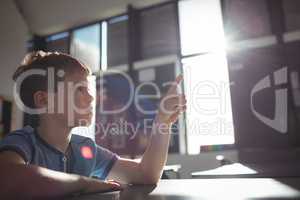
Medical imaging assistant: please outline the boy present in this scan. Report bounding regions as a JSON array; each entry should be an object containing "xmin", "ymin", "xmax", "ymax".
[{"xmin": 0, "ymin": 51, "xmax": 186, "ymax": 199}]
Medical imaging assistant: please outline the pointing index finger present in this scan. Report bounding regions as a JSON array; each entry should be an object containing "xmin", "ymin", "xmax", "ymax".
[
  {"xmin": 175, "ymin": 74, "xmax": 183, "ymax": 84},
  {"xmin": 168, "ymin": 75, "xmax": 183, "ymax": 94}
]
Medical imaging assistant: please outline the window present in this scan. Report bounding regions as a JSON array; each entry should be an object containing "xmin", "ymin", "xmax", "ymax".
[
  {"xmin": 179, "ymin": 0, "xmax": 226, "ymax": 55},
  {"xmin": 133, "ymin": 58, "xmax": 181, "ymax": 154},
  {"xmin": 46, "ymin": 32, "xmax": 70, "ymax": 53},
  {"xmin": 182, "ymin": 54, "xmax": 234, "ymax": 154},
  {"xmin": 179, "ymin": 0, "xmax": 235, "ymax": 154},
  {"xmin": 70, "ymin": 24, "xmax": 100, "ymax": 72},
  {"xmin": 28, "ymin": 0, "xmax": 235, "ymax": 155},
  {"xmin": 107, "ymin": 15, "xmax": 129, "ymax": 67},
  {"xmin": 283, "ymin": 0, "xmax": 300, "ymax": 32},
  {"xmin": 101, "ymin": 21, "xmax": 108, "ymax": 70},
  {"xmin": 131, "ymin": 3, "xmax": 181, "ymax": 154},
  {"xmin": 70, "ymin": 25, "xmax": 100, "ymax": 139},
  {"xmin": 26, "ymin": 40, "xmax": 35, "ymax": 52},
  {"xmin": 223, "ymin": 0, "xmax": 272, "ymax": 41},
  {"xmin": 94, "ymin": 72, "xmax": 136, "ymax": 155},
  {"xmin": 71, "ymin": 75, "xmax": 97, "ymax": 140},
  {"xmin": 138, "ymin": 3, "xmax": 179, "ymax": 60},
  {"xmin": 95, "ymin": 17, "xmax": 133, "ymax": 155}
]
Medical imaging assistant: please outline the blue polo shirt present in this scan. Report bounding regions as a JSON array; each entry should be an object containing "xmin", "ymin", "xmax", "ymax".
[{"xmin": 0, "ymin": 126, "xmax": 118, "ymax": 180}]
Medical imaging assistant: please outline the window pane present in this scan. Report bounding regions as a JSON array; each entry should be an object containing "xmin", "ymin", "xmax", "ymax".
[
  {"xmin": 183, "ymin": 53, "xmax": 234, "ymax": 154},
  {"xmin": 95, "ymin": 64, "xmax": 181, "ymax": 155},
  {"xmin": 223, "ymin": 0, "xmax": 272, "ymax": 41},
  {"xmin": 179, "ymin": 0, "xmax": 226, "ymax": 55},
  {"xmin": 71, "ymin": 75, "xmax": 97, "ymax": 140},
  {"xmin": 107, "ymin": 16, "xmax": 129, "ymax": 67},
  {"xmin": 46, "ymin": 32, "xmax": 69, "ymax": 53},
  {"xmin": 101, "ymin": 21, "xmax": 108, "ymax": 71},
  {"xmin": 138, "ymin": 3, "xmax": 179, "ymax": 59},
  {"xmin": 95, "ymin": 73, "xmax": 135, "ymax": 156},
  {"xmin": 26, "ymin": 40, "xmax": 35, "ymax": 52},
  {"xmin": 71, "ymin": 24, "xmax": 100, "ymax": 72},
  {"xmin": 134, "ymin": 64, "xmax": 180, "ymax": 153},
  {"xmin": 283, "ymin": 0, "xmax": 300, "ymax": 32}
]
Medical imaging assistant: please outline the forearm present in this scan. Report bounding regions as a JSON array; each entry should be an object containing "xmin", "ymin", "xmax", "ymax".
[
  {"xmin": 139, "ymin": 119, "xmax": 172, "ymax": 183},
  {"xmin": 139, "ymin": 75, "xmax": 185, "ymax": 183},
  {"xmin": 107, "ymin": 119, "xmax": 172, "ymax": 185},
  {"xmin": 0, "ymin": 163, "xmax": 87, "ymax": 199}
]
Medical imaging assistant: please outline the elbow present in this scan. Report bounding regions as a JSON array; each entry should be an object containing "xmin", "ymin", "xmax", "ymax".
[
  {"xmin": 142, "ymin": 176, "xmax": 160, "ymax": 185},
  {"xmin": 137, "ymin": 163, "xmax": 161, "ymax": 185},
  {"xmin": 140, "ymin": 169, "xmax": 161, "ymax": 185}
]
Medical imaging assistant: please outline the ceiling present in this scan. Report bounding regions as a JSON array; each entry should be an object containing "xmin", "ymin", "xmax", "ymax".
[{"xmin": 15, "ymin": 0, "xmax": 170, "ymax": 36}]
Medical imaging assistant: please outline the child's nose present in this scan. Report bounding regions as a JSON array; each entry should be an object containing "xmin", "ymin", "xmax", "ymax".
[{"xmin": 87, "ymin": 92, "xmax": 94, "ymax": 103}]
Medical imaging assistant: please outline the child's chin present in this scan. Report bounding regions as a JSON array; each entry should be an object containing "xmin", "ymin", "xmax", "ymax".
[{"xmin": 75, "ymin": 117, "xmax": 92, "ymax": 126}]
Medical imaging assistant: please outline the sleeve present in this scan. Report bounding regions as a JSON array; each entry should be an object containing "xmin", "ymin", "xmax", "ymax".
[
  {"xmin": 91, "ymin": 145, "xmax": 118, "ymax": 180},
  {"xmin": 0, "ymin": 132, "xmax": 33, "ymax": 163}
]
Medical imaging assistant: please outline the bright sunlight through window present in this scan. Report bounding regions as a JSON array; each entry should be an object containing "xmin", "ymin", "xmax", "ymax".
[{"xmin": 179, "ymin": 0, "xmax": 234, "ymax": 154}]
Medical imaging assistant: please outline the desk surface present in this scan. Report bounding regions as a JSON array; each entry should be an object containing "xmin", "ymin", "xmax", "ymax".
[
  {"xmin": 191, "ymin": 162, "xmax": 300, "ymax": 178},
  {"xmin": 69, "ymin": 178, "xmax": 300, "ymax": 200}
]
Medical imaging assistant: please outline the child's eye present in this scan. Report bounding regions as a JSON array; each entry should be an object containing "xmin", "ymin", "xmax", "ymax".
[{"xmin": 77, "ymin": 86, "xmax": 92, "ymax": 94}]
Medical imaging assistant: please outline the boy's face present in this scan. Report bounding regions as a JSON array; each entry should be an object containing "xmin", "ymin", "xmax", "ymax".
[{"xmin": 56, "ymin": 71, "xmax": 95, "ymax": 127}]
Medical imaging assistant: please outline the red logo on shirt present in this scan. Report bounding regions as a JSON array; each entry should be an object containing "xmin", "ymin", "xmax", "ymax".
[{"xmin": 81, "ymin": 146, "xmax": 94, "ymax": 159}]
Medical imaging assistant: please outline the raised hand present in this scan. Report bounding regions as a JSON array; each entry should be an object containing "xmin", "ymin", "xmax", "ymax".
[{"xmin": 156, "ymin": 75, "xmax": 187, "ymax": 124}]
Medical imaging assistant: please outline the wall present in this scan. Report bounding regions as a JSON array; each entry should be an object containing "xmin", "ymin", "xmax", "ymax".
[
  {"xmin": 0, "ymin": 0, "xmax": 29, "ymax": 130},
  {"xmin": 0, "ymin": 0, "xmax": 29, "ymax": 99}
]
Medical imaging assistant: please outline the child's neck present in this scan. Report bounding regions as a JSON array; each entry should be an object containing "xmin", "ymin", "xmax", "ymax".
[{"xmin": 36, "ymin": 118, "xmax": 72, "ymax": 154}]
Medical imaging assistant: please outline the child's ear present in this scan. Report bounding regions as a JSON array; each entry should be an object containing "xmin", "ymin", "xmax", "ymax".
[{"xmin": 33, "ymin": 91, "xmax": 48, "ymax": 108}]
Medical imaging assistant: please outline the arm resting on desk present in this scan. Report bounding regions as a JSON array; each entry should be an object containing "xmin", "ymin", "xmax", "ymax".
[{"xmin": 0, "ymin": 151, "xmax": 121, "ymax": 199}]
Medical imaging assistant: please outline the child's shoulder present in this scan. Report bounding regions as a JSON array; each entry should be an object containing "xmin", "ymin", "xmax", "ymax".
[
  {"xmin": 71, "ymin": 134, "xmax": 95, "ymax": 146},
  {"xmin": 7, "ymin": 125, "xmax": 35, "ymax": 139}
]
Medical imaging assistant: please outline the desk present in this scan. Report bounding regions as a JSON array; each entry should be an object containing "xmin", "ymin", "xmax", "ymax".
[
  {"xmin": 191, "ymin": 162, "xmax": 300, "ymax": 178},
  {"xmin": 163, "ymin": 164, "xmax": 181, "ymax": 179},
  {"xmin": 69, "ymin": 178, "xmax": 300, "ymax": 200}
]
